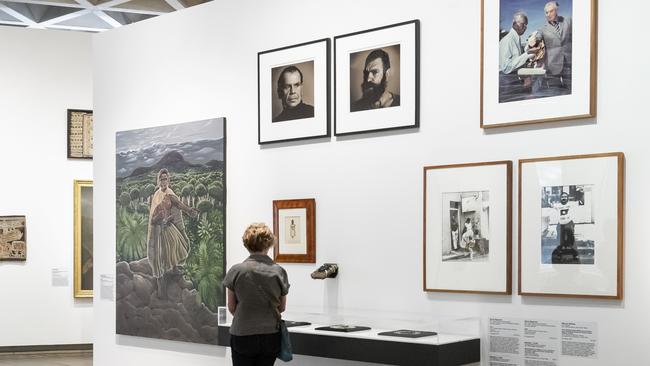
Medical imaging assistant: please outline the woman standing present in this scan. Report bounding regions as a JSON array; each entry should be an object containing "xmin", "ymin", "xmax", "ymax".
[
  {"xmin": 147, "ymin": 168, "xmax": 198, "ymax": 298},
  {"xmin": 223, "ymin": 223, "xmax": 290, "ymax": 366}
]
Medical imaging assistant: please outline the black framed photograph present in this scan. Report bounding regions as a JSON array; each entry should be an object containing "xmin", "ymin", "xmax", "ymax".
[
  {"xmin": 334, "ymin": 20, "xmax": 419, "ymax": 136},
  {"xmin": 67, "ymin": 109, "xmax": 93, "ymax": 159},
  {"xmin": 258, "ymin": 38, "xmax": 330, "ymax": 144}
]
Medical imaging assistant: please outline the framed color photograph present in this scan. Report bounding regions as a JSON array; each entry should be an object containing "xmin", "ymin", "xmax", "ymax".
[
  {"xmin": 273, "ymin": 199, "xmax": 315, "ymax": 263},
  {"xmin": 67, "ymin": 109, "xmax": 93, "ymax": 158},
  {"xmin": 481, "ymin": 0, "xmax": 597, "ymax": 128},
  {"xmin": 258, "ymin": 39, "xmax": 330, "ymax": 144},
  {"xmin": 424, "ymin": 161, "xmax": 512, "ymax": 294},
  {"xmin": 519, "ymin": 153, "xmax": 624, "ymax": 299},
  {"xmin": 74, "ymin": 180, "xmax": 93, "ymax": 298},
  {"xmin": 335, "ymin": 20, "xmax": 420, "ymax": 136},
  {"xmin": 0, "ymin": 215, "xmax": 26, "ymax": 261}
]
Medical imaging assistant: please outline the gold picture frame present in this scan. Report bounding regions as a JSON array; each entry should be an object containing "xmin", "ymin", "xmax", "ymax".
[{"xmin": 74, "ymin": 180, "xmax": 93, "ymax": 298}]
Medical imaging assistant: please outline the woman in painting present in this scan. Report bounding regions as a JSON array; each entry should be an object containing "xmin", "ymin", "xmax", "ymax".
[{"xmin": 147, "ymin": 168, "xmax": 199, "ymax": 298}]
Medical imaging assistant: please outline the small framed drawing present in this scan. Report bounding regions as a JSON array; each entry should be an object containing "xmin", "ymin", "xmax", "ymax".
[
  {"xmin": 0, "ymin": 215, "xmax": 27, "ymax": 261},
  {"xmin": 481, "ymin": 0, "xmax": 597, "ymax": 128},
  {"xmin": 423, "ymin": 161, "xmax": 512, "ymax": 294},
  {"xmin": 334, "ymin": 20, "xmax": 420, "ymax": 136},
  {"xmin": 519, "ymin": 152, "xmax": 624, "ymax": 299},
  {"xmin": 74, "ymin": 180, "xmax": 93, "ymax": 298},
  {"xmin": 67, "ymin": 109, "xmax": 94, "ymax": 159},
  {"xmin": 258, "ymin": 38, "xmax": 330, "ymax": 144},
  {"xmin": 273, "ymin": 199, "xmax": 316, "ymax": 263}
]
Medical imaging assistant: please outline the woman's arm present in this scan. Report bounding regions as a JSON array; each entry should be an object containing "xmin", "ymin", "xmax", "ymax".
[
  {"xmin": 169, "ymin": 195, "xmax": 199, "ymax": 217},
  {"xmin": 278, "ymin": 295, "xmax": 286, "ymax": 313},
  {"xmin": 227, "ymin": 288, "xmax": 238, "ymax": 315}
]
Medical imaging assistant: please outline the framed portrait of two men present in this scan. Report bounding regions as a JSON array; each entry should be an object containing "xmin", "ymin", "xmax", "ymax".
[
  {"xmin": 519, "ymin": 152, "xmax": 624, "ymax": 299},
  {"xmin": 335, "ymin": 20, "xmax": 420, "ymax": 136},
  {"xmin": 481, "ymin": 0, "xmax": 597, "ymax": 128},
  {"xmin": 258, "ymin": 39, "xmax": 330, "ymax": 144},
  {"xmin": 423, "ymin": 161, "xmax": 512, "ymax": 294}
]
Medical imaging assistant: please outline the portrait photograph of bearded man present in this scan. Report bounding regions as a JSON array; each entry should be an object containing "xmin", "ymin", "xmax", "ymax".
[
  {"xmin": 334, "ymin": 20, "xmax": 419, "ymax": 136},
  {"xmin": 349, "ymin": 45, "xmax": 401, "ymax": 112}
]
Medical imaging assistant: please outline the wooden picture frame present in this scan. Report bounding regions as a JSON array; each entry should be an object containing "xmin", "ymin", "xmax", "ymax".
[
  {"xmin": 334, "ymin": 20, "xmax": 420, "ymax": 136},
  {"xmin": 67, "ymin": 109, "xmax": 94, "ymax": 159},
  {"xmin": 74, "ymin": 180, "xmax": 93, "ymax": 298},
  {"xmin": 518, "ymin": 152, "xmax": 624, "ymax": 299},
  {"xmin": 0, "ymin": 215, "xmax": 27, "ymax": 261},
  {"xmin": 423, "ymin": 161, "xmax": 512, "ymax": 294},
  {"xmin": 480, "ymin": 0, "xmax": 598, "ymax": 128},
  {"xmin": 273, "ymin": 198, "xmax": 316, "ymax": 263},
  {"xmin": 258, "ymin": 38, "xmax": 331, "ymax": 144}
]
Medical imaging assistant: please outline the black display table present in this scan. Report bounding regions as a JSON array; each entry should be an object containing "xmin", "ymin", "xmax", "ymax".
[{"xmin": 217, "ymin": 324, "xmax": 479, "ymax": 366}]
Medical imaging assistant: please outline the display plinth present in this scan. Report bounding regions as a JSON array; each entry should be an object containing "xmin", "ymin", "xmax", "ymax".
[{"xmin": 217, "ymin": 324, "xmax": 479, "ymax": 365}]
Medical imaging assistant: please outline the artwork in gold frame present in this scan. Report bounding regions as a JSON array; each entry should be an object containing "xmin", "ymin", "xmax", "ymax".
[{"xmin": 74, "ymin": 180, "xmax": 93, "ymax": 298}]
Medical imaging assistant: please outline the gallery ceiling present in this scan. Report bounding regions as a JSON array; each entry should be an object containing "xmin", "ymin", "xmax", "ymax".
[{"xmin": 0, "ymin": 0, "xmax": 210, "ymax": 32}]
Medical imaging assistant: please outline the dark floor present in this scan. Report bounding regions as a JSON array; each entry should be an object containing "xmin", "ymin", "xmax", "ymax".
[{"xmin": 0, "ymin": 352, "xmax": 92, "ymax": 366}]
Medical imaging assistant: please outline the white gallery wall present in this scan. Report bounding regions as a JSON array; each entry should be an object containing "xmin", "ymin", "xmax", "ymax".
[
  {"xmin": 0, "ymin": 27, "xmax": 93, "ymax": 346},
  {"xmin": 93, "ymin": 0, "xmax": 650, "ymax": 365}
]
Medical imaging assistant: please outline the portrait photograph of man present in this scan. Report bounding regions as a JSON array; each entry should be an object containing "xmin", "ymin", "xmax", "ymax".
[
  {"xmin": 334, "ymin": 20, "xmax": 418, "ymax": 135},
  {"xmin": 271, "ymin": 60, "xmax": 315, "ymax": 123},
  {"xmin": 349, "ymin": 45, "xmax": 401, "ymax": 112},
  {"xmin": 498, "ymin": 0, "xmax": 572, "ymax": 103}
]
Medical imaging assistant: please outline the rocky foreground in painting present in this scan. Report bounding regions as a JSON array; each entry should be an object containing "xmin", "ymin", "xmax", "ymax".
[{"xmin": 116, "ymin": 259, "xmax": 219, "ymax": 344}]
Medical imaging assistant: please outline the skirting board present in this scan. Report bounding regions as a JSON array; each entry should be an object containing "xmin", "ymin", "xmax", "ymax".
[{"xmin": 0, "ymin": 344, "xmax": 92, "ymax": 354}]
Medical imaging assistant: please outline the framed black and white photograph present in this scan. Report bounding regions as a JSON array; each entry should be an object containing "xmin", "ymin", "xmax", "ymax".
[
  {"xmin": 258, "ymin": 38, "xmax": 330, "ymax": 144},
  {"xmin": 481, "ymin": 0, "xmax": 597, "ymax": 128},
  {"xmin": 424, "ymin": 161, "xmax": 512, "ymax": 294},
  {"xmin": 335, "ymin": 20, "xmax": 419, "ymax": 136},
  {"xmin": 442, "ymin": 191, "xmax": 490, "ymax": 262},
  {"xmin": 519, "ymin": 153, "xmax": 624, "ymax": 299}
]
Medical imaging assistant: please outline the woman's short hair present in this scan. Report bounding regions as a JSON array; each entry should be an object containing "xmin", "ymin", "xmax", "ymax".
[{"xmin": 242, "ymin": 223, "xmax": 275, "ymax": 253}]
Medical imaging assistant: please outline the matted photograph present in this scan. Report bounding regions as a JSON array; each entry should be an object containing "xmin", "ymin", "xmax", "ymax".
[
  {"xmin": 424, "ymin": 161, "xmax": 512, "ymax": 294},
  {"xmin": 258, "ymin": 39, "xmax": 330, "ymax": 144},
  {"xmin": 67, "ymin": 109, "xmax": 93, "ymax": 159},
  {"xmin": 541, "ymin": 184, "xmax": 594, "ymax": 264},
  {"xmin": 74, "ymin": 180, "xmax": 93, "ymax": 298},
  {"xmin": 481, "ymin": 0, "xmax": 597, "ymax": 127},
  {"xmin": 0, "ymin": 215, "xmax": 26, "ymax": 261},
  {"xmin": 519, "ymin": 153, "xmax": 624, "ymax": 299},
  {"xmin": 273, "ymin": 198, "xmax": 315, "ymax": 263},
  {"xmin": 442, "ymin": 191, "xmax": 490, "ymax": 262},
  {"xmin": 335, "ymin": 20, "xmax": 419, "ymax": 135}
]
